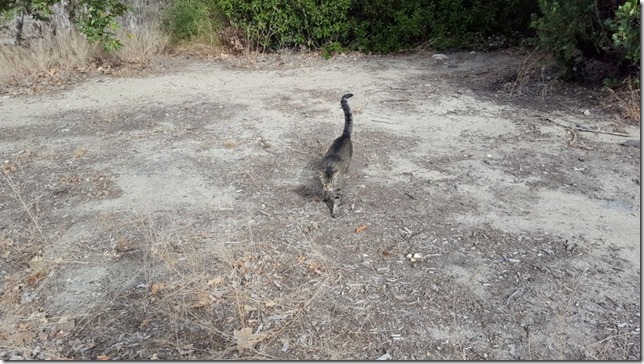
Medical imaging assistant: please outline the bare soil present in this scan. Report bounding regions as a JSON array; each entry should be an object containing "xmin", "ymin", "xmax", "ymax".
[{"xmin": 0, "ymin": 50, "xmax": 640, "ymax": 360}]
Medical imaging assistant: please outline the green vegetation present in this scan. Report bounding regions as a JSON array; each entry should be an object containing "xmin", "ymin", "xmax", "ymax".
[
  {"xmin": 350, "ymin": 0, "xmax": 539, "ymax": 53},
  {"xmin": 200, "ymin": 0, "xmax": 536, "ymax": 52},
  {"xmin": 0, "ymin": 0, "xmax": 639, "ymax": 83},
  {"xmin": 214, "ymin": 0, "xmax": 352, "ymax": 51},
  {"xmin": 161, "ymin": 0, "xmax": 638, "ymax": 82},
  {"xmin": 608, "ymin": 0, "xmax": 640, "ymax": 68},
  {"xmin": 162, "ymin": 0, "xmax": 222, "ymax": 45},
  {"xmin": 73, "ymin": 0, "xmax": 128, "ymax": 51},
  {"xmin": 532, "ymin": 0, "xmax": 640, "ymax": 81}
]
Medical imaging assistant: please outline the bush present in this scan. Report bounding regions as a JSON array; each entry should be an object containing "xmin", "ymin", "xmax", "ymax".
[
  {"xmin": 349, "ymin": 0, "xmax": 430, "ymax": 53},
  {"xmin": 532, "ymin": 0, "xmax": 640, "ymax": 82},
  {"xmin": 607, "ymin": 0, "xmax": 640, "ymax": 67},
  {"xmin": 532, "ymin": 0, "xmax": 605, "ymax": 80},
  {"xmin": 163, "ymin": 0, "xmax": 222, "ymax": 45},
  {"xmin": 74, "ymin": 0, "xmax": 128, "ymax": 51},
  {"xmin": 215, "ymin": 0, "xmax": 352, "ymax": 50},
  {"xmin": 210, "ymin": 0, "xmax": 537, "ymax": 53}
]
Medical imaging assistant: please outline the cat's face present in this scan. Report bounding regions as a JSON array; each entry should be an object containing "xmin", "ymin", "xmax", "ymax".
[{"xmin": 320, "ymin": 170, "xmax": 340, "ymax": 200}]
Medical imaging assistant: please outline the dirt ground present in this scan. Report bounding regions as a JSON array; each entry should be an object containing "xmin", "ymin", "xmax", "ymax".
[{"xmin": 0, "ymin": 50, "xmax": 640, "ymax": 360}]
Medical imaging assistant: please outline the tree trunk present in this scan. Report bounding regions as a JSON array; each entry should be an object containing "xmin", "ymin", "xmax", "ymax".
[{"xmin": 15, "ymin": 9, "xmax": 25, "ymax": 46}]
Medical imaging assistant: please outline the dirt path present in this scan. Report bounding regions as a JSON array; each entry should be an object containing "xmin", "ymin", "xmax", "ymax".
[{"xmin": 0, "ymin": 51, "xmax": 640, "ymax": 360}]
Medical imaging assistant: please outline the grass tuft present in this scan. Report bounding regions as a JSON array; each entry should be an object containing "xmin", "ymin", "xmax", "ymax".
[
  {"xmin": 114, "ymin": 24, "xmax": 169, "ymax": 65},
  {"xmin": 0, "ymin": 30, "xmax": 97, "ymax": 89}
]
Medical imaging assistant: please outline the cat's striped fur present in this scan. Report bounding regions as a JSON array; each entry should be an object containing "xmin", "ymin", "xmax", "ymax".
[{"xmin": 320, "ymin": 93, "xmax": 354, "ymax": 203}]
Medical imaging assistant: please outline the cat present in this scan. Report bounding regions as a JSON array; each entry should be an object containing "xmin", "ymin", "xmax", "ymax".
[{"xmin": 319, "ymin": 93, "xmax": 354, "ymax": 205}]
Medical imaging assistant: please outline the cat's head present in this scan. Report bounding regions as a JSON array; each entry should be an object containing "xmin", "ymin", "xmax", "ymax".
[{"xmin": 319, "ymin": 170, "xmax": 340, "ymax": 200}]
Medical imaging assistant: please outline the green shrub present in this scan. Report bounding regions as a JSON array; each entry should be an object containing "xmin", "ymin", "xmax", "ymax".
[
  {"xmin": 349, "ymin": 0, "xmax": 428, "ymax": 53},
  {"xmin": 531, "ymin": 0, "xmax": 604, "ymax": 79},
  {"xmin": 210, "ymin": 0, "xmax": 538, "ymax": 53},
  {"xmin": 349, "ymin": 0, "xmax": 538, "ymax": 52},
  {"xmin": 607, "ymin": 0, "xmax": 640, "ymax": 66},
  {"xmin": 532, "ymin": 0, "xmax": 640, "ymax": 81},
  {"xmin": 75, "ymin": 0, "xmax": 128, "ymax": 51},
  {"xmin": 163, "ymin": 0, "xmax": 222, "ymax": 44},
  {"xmin": 216, "ymin": 0, "xmax": 352, "ymax": 50}
]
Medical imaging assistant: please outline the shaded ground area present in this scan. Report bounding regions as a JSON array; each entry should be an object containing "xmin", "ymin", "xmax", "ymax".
[{"xmin": 0, "ymin": 51, "xmax": 640, "ymax": 360}]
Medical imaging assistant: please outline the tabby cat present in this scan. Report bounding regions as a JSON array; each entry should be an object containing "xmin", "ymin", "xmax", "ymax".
[{"xmin": 319, "ymin": 93, "xmax": 354, "ymax": 203}]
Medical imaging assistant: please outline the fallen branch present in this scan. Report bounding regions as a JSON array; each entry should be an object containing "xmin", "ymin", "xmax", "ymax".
[
  {"xmin": 573, "ymin": 127, "xmax": 630, "ymax": 137},
  {"xmin": 372, "ymin": 119, "xmax": 396, "ymax": 125},
  {"xmin": 584, "ymin": 331, "xmax": 640, "ymax": 348},
  {"xmin": 536, "ymin": 114, "xmax": 630, "ymax": 137},
  {"xmin": 567, "ymin": 128, "xmax": 592, "ymax": 150}
]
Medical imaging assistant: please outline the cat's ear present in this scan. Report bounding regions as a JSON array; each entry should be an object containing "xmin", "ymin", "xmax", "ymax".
[
  {"xmin": 319, "ymin": 170, "xmax": 327, "ymax": 181},
  {"xmin": 330, "ymin": 170, "xmax": 340, "ymax": 181}
]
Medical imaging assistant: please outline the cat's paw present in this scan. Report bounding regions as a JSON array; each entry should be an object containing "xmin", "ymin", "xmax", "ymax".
[
  {"xmin": 331, "ymin": 203, "xmax": 339, "ymax": 218},
  {"xmin": 331, "ymin": 195, "xmax": 342, "ymax": 217}
]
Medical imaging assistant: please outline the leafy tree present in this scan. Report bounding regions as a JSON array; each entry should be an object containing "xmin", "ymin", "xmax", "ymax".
[{"xmin": 71, "ymin": 0, "xmax": 128, "ymax": 51}]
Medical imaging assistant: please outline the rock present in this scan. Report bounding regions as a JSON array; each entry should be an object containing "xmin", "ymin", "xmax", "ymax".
[
  {"xmin": 432, "ymin": 54, "xmax": 448, "ymax": 62},
  {"xmin": 376, "ymin": 353, "xmax": 392, "ymax": 360},
  {"xmin": 619, "ymin": 139, "xmax": 640, "ymax": 148}
]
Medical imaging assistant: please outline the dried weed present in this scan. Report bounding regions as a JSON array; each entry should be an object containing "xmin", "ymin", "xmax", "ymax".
[
  {"xmin": 0, "ymin": 30, "xmax": 98, "ymax": 89},
  {"xmin": 507, "ymin": 48, "xmax": 558, "ymax": 97},
  {"xmin": 113, "ymin": 25, "xmax": 169, "ymax": 65},
  {"xmin": 610, "ymin": 84, "xmax": 641, "ymax": 124}
]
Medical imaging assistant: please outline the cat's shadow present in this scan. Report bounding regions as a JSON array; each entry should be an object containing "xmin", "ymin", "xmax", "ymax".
[{"xmin": 294, "ymin": 154, "xmax": 323, "ymax": 200}]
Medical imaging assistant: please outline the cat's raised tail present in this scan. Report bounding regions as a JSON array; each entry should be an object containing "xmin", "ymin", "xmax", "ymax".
[{"xmin": 341, "ymin": 93, "xmax": 354, "ymax": 136}]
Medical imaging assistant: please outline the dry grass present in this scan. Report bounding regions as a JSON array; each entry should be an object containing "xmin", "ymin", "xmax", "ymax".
[
  {"xmin": 169, "ymin": 41, "xmax": 224, "ymax": 58},
  {"xmin": 113, "ymin": 24, "xmax": 169, "ymax": 65},
  {"xmin": 0, "ymin": 175, "xmax": 61, "ymax": 360},
  {"xmin": 610, "ymin": 83, "xmax": 641, "ymax": 124},
  {"xmin": 0, "ymin": 49, "xmax": 639, "ymax": 361},
  {"xmin": 0, "ymin": 199, "xmax": 339, "ymax": 359},
  {"xmin": 0, "ymin": 30, "xmax": 98, "ymax": 88},
  {"xmin": 0, "ymin": 194, "xmax": 336, "ymax": 359},
  {"xmin": 0, "ymin": 23, "xmax": 168, "ymax": 93},
  {"xmin": 506, "ymin": 48, "xmax": 559, "ymax": 97}
]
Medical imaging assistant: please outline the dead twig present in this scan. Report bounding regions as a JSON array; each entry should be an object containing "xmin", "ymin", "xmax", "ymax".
[
  {"xmin": 382, "ymin": 99, "xmax": 411, "ymax": 102},
  {"xmin": 574, "ymin": 127, "xmax": 630, "ymax": 137},
  {"xmin": 2, "ymin": 173, "xmax": 45, "ymax": 241},
  {"xmin": 372, "ymin": 119, "xmax": 396, "ymax": 125},
  {"xmin": 584, "ymin": 332, "xmax": 640, "ymax": 348},
  {"xmin": 537, "ymin": 114, "xmax": 630, "ymax": 137},
  {"xmin": 566, "ymin": 128, "xmax": 592, "ymax": 150},
  {"xmin": 504, "ymin": 287, "xmax": 527, "ymax": 306}
]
